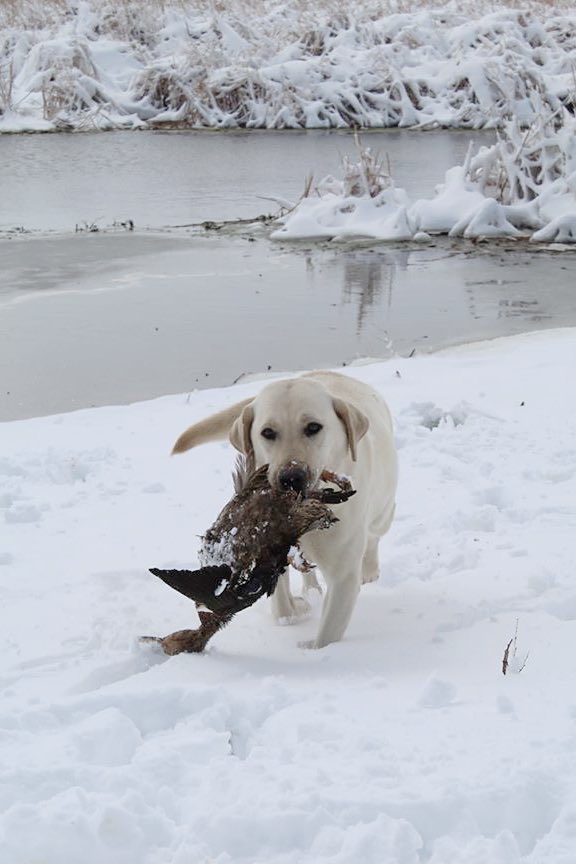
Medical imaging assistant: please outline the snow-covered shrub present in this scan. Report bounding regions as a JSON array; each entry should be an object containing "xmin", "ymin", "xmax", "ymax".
[
  {"xmin": 464, "ymin": 104, "xmax": 576, "ymax": 240},
  {"xmin": 468, "ymin": 106, "xmax": 576, "ymax": 203},
  {"xmin": 271, "ymin": 136, "xmax": 414, "ymax": 240},
  {"xmin": 272, "ymin": 107, "xmax": 576, "ymax": 243},
  {"xmin": 133, "ymin": 60, "xmax": 194, "ymax": 121},
  {"xmin": 201, "ymin": 66, "xmax": 271, "ymax": 127},
  {"xmin": 35, "ymin": 40, "xmax": 101, "ymax": 122},
  {"xmin": 134, "ymin": 60, "xmax": 273, "ymax": 127},
  {"xmin": 3, "ymin": 0, "xmax": 576, "ymax": 131},
  {"xmin": 96, "ymin": 3, "xmax": 161, "ymax": 49}
]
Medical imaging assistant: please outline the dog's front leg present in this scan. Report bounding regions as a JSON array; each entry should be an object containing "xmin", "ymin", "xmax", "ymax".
[
  {"xmin": 304, "ymin": 537, "xmax": 365, "ymax": 648},
  {"xmin": 313, "ymin": 574, "xmax": 361, "ymax": 648}
]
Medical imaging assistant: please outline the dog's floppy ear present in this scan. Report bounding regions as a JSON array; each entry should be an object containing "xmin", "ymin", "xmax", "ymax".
[
  {"xmin": 229, "ymin": 402, "xmax": 255, "ymax": 462},
  {"xmin": 332, "ymin": 398, "xmax": 369, "ymax": 462}
]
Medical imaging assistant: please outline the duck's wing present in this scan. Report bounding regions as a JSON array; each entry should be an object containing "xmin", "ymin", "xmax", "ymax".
[
  {"xmin": 150, "ymin": 561, "xmax": 280, "ymax": 616},
  {"xmin": 233, "ymin": 550, "xmax": 289, "ymax": 603},
  {"xmin": 150, "ymin": 565, "xmax": 232, "ymax": 609}
]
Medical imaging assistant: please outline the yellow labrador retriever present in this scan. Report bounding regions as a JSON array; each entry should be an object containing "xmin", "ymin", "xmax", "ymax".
[{"xmin": 173, "ymin": 371, "xmax": 397, "ymax": 648}]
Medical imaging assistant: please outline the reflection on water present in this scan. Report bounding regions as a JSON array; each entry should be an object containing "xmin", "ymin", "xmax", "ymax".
[
  {"xmin": 305, "ymin": 242, "xmax": 561, "ymax": 347},
  {"xmin": 321, "ymin": 243, "xmax": 563, "ymax": 351},
  {"xmin": 342, "ymin": 252, "xmax": 397, "ymax": 335},
  {"xmin": 463, "ymin": 272, "xmax": 554, "ymax": 325},
  {"xmin": 497, "ymin": 299, "xmax": 549, "ymax": 321}
]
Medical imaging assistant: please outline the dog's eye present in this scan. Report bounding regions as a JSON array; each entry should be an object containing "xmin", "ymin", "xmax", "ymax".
[
  {"xmin": 261, "ymin": 427, "xmax": 277, "ymax": 441},
  {"xmin": 304, "ymin": 422, "xmax": 323, "ymax": 437}
]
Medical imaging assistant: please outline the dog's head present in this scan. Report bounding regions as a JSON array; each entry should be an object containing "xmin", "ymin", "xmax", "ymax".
[{"xmin": 229, "ymin": 378, "xmax": 368, "ymax": 495}]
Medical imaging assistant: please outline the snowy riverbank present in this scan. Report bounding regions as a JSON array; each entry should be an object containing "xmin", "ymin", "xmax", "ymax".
[
  {"xmin": 1, "ymin": 329, "xmax": 576, "ymax": 862},
  {"xmin": 2, "ymin": 0, "xmax": 576, "ymax": 132}
]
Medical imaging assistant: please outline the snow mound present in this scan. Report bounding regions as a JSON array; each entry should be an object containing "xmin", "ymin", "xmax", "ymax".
[
  {"xmin": 2, "ymin": 1, "xmax": 576, "ymax": 131},
  {"xmin": 1, "ymin": 329, "xmax": 576, "ymax": 862}
]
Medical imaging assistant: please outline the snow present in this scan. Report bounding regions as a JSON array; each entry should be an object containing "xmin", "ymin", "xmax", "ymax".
[
  {"xmin": 2, "ymin": 328, "xmax": 576, "ymax": 862},
  {"xmin": 2, "ymin": 1, "xmax": 576, "ymax": 132}
]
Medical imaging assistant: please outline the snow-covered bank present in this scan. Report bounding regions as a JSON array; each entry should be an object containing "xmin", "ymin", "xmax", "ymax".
[
  {"xmin": 2, "ymin": 330, "xmax": 576, "ymax": 862},
  {"xmin": 2, "ymin": 0, "xmax": 576, "ymax": 132},
  {"xmin": 272, "ymin": 117, "xmax": 576, "ymax": 243}
]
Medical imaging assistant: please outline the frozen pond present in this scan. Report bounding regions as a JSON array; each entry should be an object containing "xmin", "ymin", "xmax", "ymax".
[{"xmin": 1, "ymin": 129, "xmax": 576, "ymax": 420}]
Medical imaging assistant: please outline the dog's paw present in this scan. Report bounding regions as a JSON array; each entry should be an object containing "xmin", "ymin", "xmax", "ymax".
[
  {"xmin": 302, "ymin": 570, "xmax": 323, "ymax": 596},
  {"xmin": 276, "ymin": 594, "xmax": 312, "ymax": 625},
  {"xmin": 361, "ymin": 569, "xmax": 380, "ymax": 584},
  {"xmin": 292, "ymin": 594, "xmax": 312, "ymax": 616},
  {"xmin": 298, "ymin": 638, "xmax": 319, "ymax": 650}
]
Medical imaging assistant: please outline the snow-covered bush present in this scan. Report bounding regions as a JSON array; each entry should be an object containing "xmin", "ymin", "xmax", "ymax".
[
  {"xmin": 35, "ymin": 40, "xmax": 101, "ymax": 122},
  {"xmin": 2, "ymin": 0, "xmax": 576, "ymax": 132},
  {"xmin": 468, "ymin": 106, "xmax": 576, "ymax": 203},
  {"xmin": 272, "ymin": 109, "xmax": 576, "ymax": 243}
]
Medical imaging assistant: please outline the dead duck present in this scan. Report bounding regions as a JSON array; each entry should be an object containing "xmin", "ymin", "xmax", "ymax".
[{"xmin": 142, "ymin": 463, "xmax": 355, "ymax": 654}]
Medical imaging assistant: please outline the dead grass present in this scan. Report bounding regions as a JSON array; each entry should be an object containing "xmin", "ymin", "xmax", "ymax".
[
  {"xmin": 0, "ymin": 56, "xmax": 14, "ymax": 113},
  {"xmin": 0, "ymin": 0, "xmax": 67, "ymax": 28},
  {"xmin": 342, "ymin": 132, "xmax": 393, "ymax": 197},
  {"xmin": 1, "ymin": 0, "xmax": 575, "ymax": 30}
]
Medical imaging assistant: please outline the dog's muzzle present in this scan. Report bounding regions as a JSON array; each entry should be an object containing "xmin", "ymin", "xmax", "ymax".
[{"xmin": 277, "ymin": 463, "xmax": 310, "ymax": 495}]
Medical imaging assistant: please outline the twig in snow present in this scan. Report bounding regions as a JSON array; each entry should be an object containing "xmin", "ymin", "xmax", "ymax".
[
  {"xmin": 502, "ymin": 619, "xmax": 529, "ymax": 675},
  {"xmin": 502, "ymin": 638, "xmax": 513, "ymax": 675}
]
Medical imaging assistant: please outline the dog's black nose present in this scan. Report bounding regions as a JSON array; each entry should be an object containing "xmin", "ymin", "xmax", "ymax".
[{"xmin": 278, "ymin": 465, "xmax": 308, "ymax": 493}]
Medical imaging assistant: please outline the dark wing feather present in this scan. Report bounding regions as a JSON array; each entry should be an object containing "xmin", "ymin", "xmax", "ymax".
[
  {"xmin": 233, "ymin": 549, "xmax": 290, "ymax": 605},
  {"xmin": 150, "ymin": 565, "xmax": 232, "ymax": 609},
  {"xmin": 150, "ymin": 547, "xmax": 288, "ymax": 615},
  {"xmin": 317, "ymin": 488, "xmax": 356, "ymax": 505}
]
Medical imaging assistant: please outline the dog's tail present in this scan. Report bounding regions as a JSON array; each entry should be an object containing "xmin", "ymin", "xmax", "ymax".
[{"xmin": 172, "ymin": 397, "xmax": 253, "ymax": 455}]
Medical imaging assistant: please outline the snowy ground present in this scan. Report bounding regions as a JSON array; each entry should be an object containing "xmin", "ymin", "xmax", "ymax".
[
  {"xmin": 1, "ymin": 329, "xmax": 576, "ymax": 862},
  {"xmin": 1, "ymin": 0, "xmax": 576, "ymax": 132}
]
